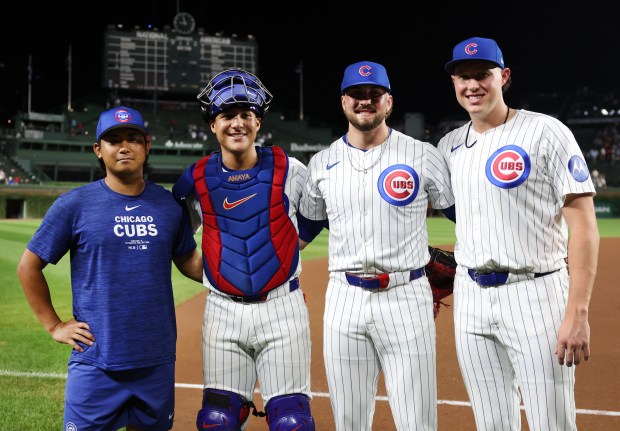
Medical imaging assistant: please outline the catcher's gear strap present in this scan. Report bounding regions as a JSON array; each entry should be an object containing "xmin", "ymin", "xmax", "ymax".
[
  {"xmin": 196, "ymin": 389, "xmax": 256, "ymax": 430},
  {"xmin": 265, "ymin": 394, "xmax": 315, "ymax": 431},
  {"xmin": 192, "ymin": 146, "xmax": 299, "ymax": 296}
]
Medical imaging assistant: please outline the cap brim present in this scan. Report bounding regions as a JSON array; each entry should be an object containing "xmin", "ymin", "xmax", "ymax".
[
  {"xmin": 445, "ymin": 59, "xmax": 504, "ymax": 74},
  {"xmin": 98, "ymin": 124, "xmax": 148, "ymax": 141},
  {"xmin": 341, "ymin": 82, "xmax": 391, "ymax": 94}
]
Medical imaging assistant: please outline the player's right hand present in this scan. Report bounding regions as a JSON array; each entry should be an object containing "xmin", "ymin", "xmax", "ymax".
[{"xmin": 51, "ymin": 319, "xmax": 95, "ymax": 352}]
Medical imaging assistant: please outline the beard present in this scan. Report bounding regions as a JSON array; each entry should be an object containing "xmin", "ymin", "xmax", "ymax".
[{"xmin": 343, "ymin": 108, "xmax": 389, "ymax": 132}]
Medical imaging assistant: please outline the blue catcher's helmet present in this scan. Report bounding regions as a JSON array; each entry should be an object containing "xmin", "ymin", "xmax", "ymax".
[{"xmin": 197, "ymin": 69, "xmax": 273, "ymax": 121}]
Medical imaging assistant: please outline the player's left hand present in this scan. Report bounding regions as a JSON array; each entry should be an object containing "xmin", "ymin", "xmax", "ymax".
[{"xmin": 555, "ymin": 312, "xmax": 591, "ymax": 367}]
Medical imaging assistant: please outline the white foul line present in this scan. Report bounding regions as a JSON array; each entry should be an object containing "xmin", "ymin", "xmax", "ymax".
[{"xmin": 2, "ymin": 371, "xmax": 618, "ymax": 417}]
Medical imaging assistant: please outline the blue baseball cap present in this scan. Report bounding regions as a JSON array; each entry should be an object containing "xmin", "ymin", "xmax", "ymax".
[
  {"xmin": 445, "ymin": 37, "xmax": 505, "ymax": 74},
  {"xmin": 96, "ymin": 106, "xmax": 148, "ymax": 141},
  {"xmin": 341, "ymin": 61, "xmax": 391, "ymax": 94}
]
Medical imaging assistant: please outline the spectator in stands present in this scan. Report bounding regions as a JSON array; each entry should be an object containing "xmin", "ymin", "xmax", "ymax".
[
  {"xmin": 587, "ymin": 147, "xmax": 599, "ymax": 163},
  {"xmin": 0, "ymin": 168, "xmax": 6, "ymax": 184},
  {"xmin": 16, "ymin": 106, "xmax": 203, "ymax": 431},
  {"xmin": 597, "ymin": 172, "xmax": 607, "ymax": 189},
  {"xmin": 591, "ymin": 169, "xmax": 609, "ymax": 189}
]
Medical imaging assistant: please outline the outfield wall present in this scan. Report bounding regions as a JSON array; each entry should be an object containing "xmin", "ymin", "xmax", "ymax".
[{"xmin": 2, "ymin": 185, "xmax": 620, "ymax": 220}]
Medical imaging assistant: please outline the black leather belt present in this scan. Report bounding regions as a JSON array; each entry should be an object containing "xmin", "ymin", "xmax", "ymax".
[
  {"xmin": 467, "ymin": 269, "xmax": 559, "ymax": 287},
  {"xmin": 227, "ymin": 278, "xmax": 300, "ymax": 303},
  {"xmin": 345, "ymin": 268, "xmax": 425, "ymax": 289}
]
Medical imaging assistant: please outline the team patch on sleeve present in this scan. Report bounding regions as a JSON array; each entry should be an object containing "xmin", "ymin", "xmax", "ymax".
[
  {"xmin": 568, "ymin": 155, "xmax": 590, "ymax": 182},
  {"xmin": 377, "ymin": 164, "xmax": 419, "ymax": 206},
  {"xmin": 485, "ymin": 145, "xmax": 531, "ymax": 189}
]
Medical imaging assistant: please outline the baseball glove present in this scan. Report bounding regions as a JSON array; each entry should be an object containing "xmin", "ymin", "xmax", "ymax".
[{"xmin": 425, "ymin": 246, "xmax": 457, "ymax": 318}]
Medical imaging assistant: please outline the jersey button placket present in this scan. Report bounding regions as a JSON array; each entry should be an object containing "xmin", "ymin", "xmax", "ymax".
[{"xmin": 360, "ymin": 171, "xmax": 374, "ymax": 267}]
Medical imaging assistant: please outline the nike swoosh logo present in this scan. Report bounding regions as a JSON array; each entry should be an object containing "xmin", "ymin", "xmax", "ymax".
[
  {"xmin": 168, "ymin": 413, "xmax": 174, "ymax": 420},
  {"xmin": 291, "ymin": 426, "xmax": 303, "ymax": 431},
  {"xmin": 223, "ymin": 193, "xmax": 257, "ymax": 210},
  {"xmin": 451, "ymin": 144, "xmax": 463, "ymax": 152},
  {"xmin": 326, "ymin": 161, "xmax": 341, "ymax": 170},
  {"xmin": 125, "ymin": 205, "xmax": 141, "ymax": 211},
  {"xmin": 201, "ymin": 422, "xmax": 219, "ymax": 429}
]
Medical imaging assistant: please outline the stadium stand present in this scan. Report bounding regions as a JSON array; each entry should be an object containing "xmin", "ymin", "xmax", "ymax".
[
  {"xmin": 0, "ymin": 97, "xmax": 338, "ymax": 185},
  {"xmin": 1, "ymin": 86, "xmax": 618, "ymax": 188}
]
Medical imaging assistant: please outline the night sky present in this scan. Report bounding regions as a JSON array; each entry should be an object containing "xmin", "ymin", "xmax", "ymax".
[{"xmin": 1, "ymin": 1, "xmax": 617, "ymax": 131}]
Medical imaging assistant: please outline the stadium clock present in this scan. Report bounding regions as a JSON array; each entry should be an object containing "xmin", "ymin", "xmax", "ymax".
[{"xmin": 173, "ymin": 12, "xmax": 196, "ymax": 35}]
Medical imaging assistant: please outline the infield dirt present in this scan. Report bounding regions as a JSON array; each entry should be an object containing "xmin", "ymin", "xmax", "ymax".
[{"xmin": 173, "ymin": 239, "xmax": 620, "ymax": 430}]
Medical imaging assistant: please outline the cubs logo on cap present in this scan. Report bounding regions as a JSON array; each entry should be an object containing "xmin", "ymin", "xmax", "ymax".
[
  {"xmin": 96, "ymin": 106, "xmax": 148, "ymax": 141},
  {"xmin": 341, "ymin": 61, "xmax": 391, "ymax": 94},
  {"xmin": 445, "ymin": 37, "xmax": 505, "ymax": 74}
]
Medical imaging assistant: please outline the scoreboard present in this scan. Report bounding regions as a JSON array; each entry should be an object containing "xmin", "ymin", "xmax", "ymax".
[{"xmin": 103, "ymin": 29, "xmax": 258, "ymax": 94}]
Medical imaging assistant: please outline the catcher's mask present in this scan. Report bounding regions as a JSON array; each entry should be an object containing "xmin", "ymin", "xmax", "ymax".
[{"xmin": 197, "ymin": 68, "xmax": 273, "ymax": 122}]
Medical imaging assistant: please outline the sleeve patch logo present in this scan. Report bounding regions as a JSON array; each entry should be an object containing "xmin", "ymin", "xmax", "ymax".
[{"xmin": 568, "ymin": 155, "xmax": 590, "ymax": 182}]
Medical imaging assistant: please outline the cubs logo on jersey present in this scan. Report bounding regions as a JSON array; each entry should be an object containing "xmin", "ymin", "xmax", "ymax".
[
  {"xmin": 485, "ymin": 145, "xmax": 531, "ymax": 189},
  {"xmin": 377, "ymin": 164, "xmax": 419, "ymax": 206}
]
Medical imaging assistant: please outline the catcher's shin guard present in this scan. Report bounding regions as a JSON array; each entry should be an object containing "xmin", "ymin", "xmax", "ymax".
[
  {"xmin": 265, "ymin": 393, "xmax": 315, "ymax": 431},
  {"xmin": 196, "ymin": 388, "xmax": 252, "ymax": 430}
]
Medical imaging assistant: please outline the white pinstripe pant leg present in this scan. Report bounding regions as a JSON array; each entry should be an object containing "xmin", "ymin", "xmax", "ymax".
[
  {"xmin": 254, "ymin": 288, "xmax": 312, "ymax": 406},
  {"xmin": 324, "ymin": 274, "xmax": 437, "ymax": 431},
  {"xmin": 324, "ymin": 277, "xmax": 380, "ymax": 431},
  {"xmin": 202, "ymin": 289, "xmax": 313, "ymax": 404},
  {"xmin": 372, "ymin": 278, "xmax": 437, "ymax": 431},
  {"xmin": 453, "ymin": 272, "xmax": 522, "ymax": 430},
  {"xmin": 454, "ymin": 268, "xmax": 577, "ymax": 431},
  {"xmin": 202, "ymin": 293, "xmax": 258, "ymax": 402},
  {"xmin": 497, "ymin": 270, "xmax": 576, "ymax": 431}
]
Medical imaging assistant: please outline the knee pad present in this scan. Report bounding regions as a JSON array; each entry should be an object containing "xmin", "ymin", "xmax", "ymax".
[
  {"xmin": 196, "ymin": 389, "xmax": 250, "ymax": 431},
  {"xmin": 265, "ymin": 394, "xmax": 315, "ymax": 431}
]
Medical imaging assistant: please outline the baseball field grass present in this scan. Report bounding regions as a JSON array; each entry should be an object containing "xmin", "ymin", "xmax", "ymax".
[{"xmin": 1, "ymin": 217, "xmax": 619, "ymax": 430}]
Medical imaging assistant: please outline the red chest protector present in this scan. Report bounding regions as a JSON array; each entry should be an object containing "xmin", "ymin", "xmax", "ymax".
[{"xmin": 192, "ymin": 146, "xmax": 299, "ymax": 296}]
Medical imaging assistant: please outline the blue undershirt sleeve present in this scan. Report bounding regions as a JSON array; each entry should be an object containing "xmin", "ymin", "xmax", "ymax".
[
  {"xmin": 297, "ymin": 213, "xmax": 328, "ymax": 243},
  {"xmin": 441, "ymin": 204, "xmax": 456, "ymax": 223}
]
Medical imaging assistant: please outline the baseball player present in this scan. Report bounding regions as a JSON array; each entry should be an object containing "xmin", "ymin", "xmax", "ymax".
[
  {"xmin": 437, "ymin": 36, "xmax": 599, "ymax": 430},
  {"xmin": 173, "ymin": 69, "xmax": 322, "ymax": 430},
  {"xmin": 298, "ymin": 61, "xmax": 455, "ymax": 430},
  {"xmin": 16, "ymin": 106, "xmax": 204, "ymax": 430}
]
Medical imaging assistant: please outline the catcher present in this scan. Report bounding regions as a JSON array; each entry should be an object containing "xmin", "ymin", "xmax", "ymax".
[{"xmin": 425, "ymin": 245, "xmax": 457, "ymax": 318}]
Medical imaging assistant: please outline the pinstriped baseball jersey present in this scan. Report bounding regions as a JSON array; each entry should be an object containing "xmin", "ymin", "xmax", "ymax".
[
  {"xmin": 300, "ymin": 128, "xmax": 453, "ymax": 431},
  {"xmin": 436, "ymin": 109, "xmax": 595, "ymax": 272},
  {"xmin": 300, "ymin": 129, "xmax": 455, "ymax": 273}
]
